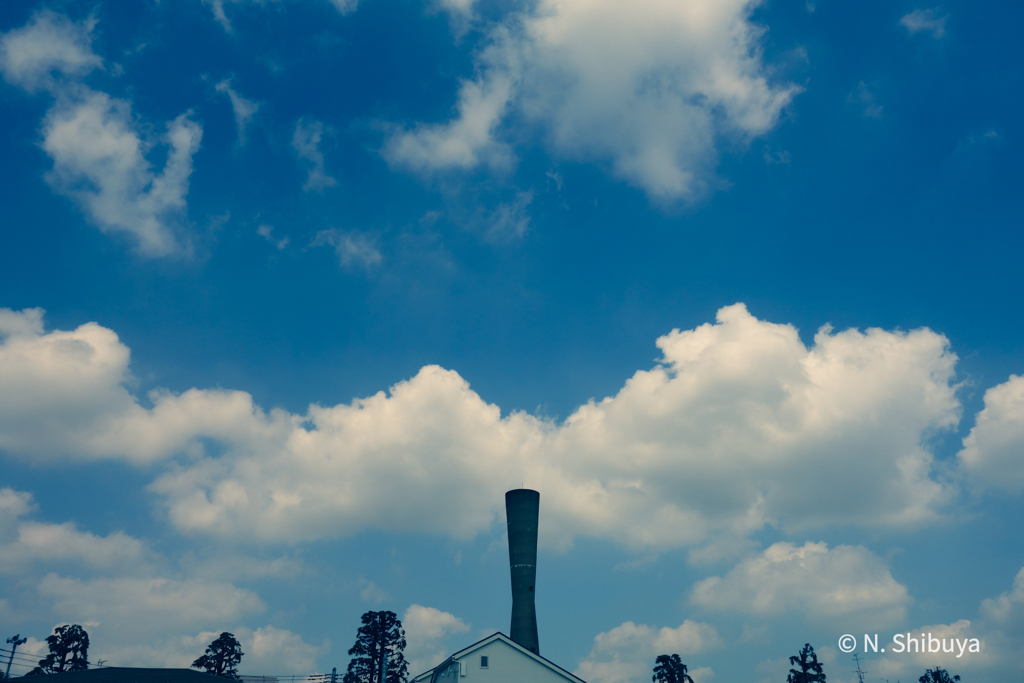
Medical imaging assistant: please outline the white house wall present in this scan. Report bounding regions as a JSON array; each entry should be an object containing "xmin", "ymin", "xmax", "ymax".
[{"xmin": 418, "ymin": 637, "xmax": 583, "ymax": 683}]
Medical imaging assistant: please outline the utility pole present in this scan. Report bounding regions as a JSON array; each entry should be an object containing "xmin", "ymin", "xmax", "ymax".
[
  {"xmin": 5, "ymin": 635, "xmax": 28, "ymax": 678},
  {"xmin": 380, "ymin": 651, "xmax": 388, "ymax": 683},
  {"xmin": 852, "ymin": 654, "xmax": 867, "ymax": 683}
]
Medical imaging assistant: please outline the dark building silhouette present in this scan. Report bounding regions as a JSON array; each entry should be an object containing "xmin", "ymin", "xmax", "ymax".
[
  {"xmin": 505, "ymin": 488, "xmax": 540, "ymax": 655},
  {"xmin": 8, "ymin": 669, "xmax": 227, "ymax": 683}
]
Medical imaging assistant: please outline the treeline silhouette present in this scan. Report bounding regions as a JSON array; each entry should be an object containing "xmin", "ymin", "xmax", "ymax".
[
  {"xmin": 661, "ymin": 642, "xmax": 963, "ymax": 683},
  {"xmin": 5, "ymin": 624, "xmax": 966, "ymax": 682}
]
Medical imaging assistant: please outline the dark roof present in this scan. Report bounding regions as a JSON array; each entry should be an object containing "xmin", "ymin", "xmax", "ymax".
[{"xmin": 10, "ymin": 669, "xmax": 230, "ymax": 683}]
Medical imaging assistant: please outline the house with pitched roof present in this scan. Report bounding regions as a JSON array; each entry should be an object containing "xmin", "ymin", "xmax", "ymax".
[
  {"xmin": 410, "ymin": 633, "xmax": 585, "ymax": 683},
  {"xmin": 412, "ymin": 491, "xmax": 586, "ymax": 683}
]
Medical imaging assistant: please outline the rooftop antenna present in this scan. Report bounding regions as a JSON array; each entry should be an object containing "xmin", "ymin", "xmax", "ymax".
[{"xmin": 852, "ymin": 654, "xmax": 867, "ymax": 683}]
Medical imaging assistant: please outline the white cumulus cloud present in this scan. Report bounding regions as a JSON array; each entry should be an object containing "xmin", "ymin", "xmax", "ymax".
[
  {"xmin": 799, "ymin": 565, "xmax": 1024, "ymax": 680},
  {"xmin": 241, "ymin": 625, "xmax": 329, "ymax": 674},
  {"xmin": 575, "ymin": 620, "xmax": 721, "ymax": 683},
  {"xmin": 957, "ymin": 374, "xmax": 1024, "ymax": 492},
  {"xmin": 37, "ymin": 574, "xmax": 266, "ymax": 638},
  {"xmin": 0, "ymin": 487, "xmax": 35, "ymax": 524},
  {"xmin": 0, "ymin": 518, "xmax": 150, "ymax": 575},
  {"xmin": 86, "ymin": 626, "xmax": 325, "ymax": 673},
  {"xmin": 1, "ymin": 304, "xmax": 966, "ymax": 553},
  {"xmin": 403, "ymin": 605, "xmax": 471, "ymax": 676},
  {"xmin": 979, "ymin": 566, "xmax": 1024, "ymax": 633},
  {"xmin": 0, "ymin": 307, "xmax": 279, "ymax": 463},
  {"xmin": 385, "ymin": 0, "xmax": 799, "ymax": 202},
  {"xmin": 0, "ymin": 490, "xmax": 320, "ymax": 674},
  {"xmin": 690, "ymin": 542, "xmax": 911, "ymax": 626}
]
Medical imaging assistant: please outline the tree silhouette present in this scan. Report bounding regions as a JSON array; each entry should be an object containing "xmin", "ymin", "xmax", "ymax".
[
  {"xmin": 191, "ymin": 632, "xmax": 244, "ymax": 679},
  {"xmin": 652, "ymin": 654, "xmax": 694, "ymax": 683},
  {"xmin": 919, "ymin": 667, "xmax": 960, "ymax": 683},
  {"xmin": 343, "ymin": 611, "xmax": 408, "ymax": 683},
  {"xmin": 787, "ymin": 643, "xmax": 825, "ymax": 683},
  {"xmin": 27, "ymin": 625, "xmax": 89, "ymax": 675}
]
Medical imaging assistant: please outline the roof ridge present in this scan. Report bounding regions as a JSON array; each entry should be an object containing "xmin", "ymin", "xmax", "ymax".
[{"xmin": 412, "ymin": 632, "xmax": 586, "ymax": 683}]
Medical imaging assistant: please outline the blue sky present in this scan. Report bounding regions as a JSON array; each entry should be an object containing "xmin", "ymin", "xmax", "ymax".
[{"xmin": 1, "ymin": 0, "xmax": 1022, "ymax": 681}]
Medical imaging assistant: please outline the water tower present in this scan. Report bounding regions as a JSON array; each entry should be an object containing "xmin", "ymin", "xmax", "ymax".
[{"xmin": 505, "ymin": 488, "xmax": 540, "ymax": 655}]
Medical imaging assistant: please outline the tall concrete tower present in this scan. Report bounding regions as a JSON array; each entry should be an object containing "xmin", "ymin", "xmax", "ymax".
[{"xmin": 505, "ymin": 488, "xmax": 540, "ymax": 655}]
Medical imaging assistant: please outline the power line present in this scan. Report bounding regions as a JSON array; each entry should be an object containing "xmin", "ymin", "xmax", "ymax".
[
  {"xmin": 4, "ymin": 661, "xmax": 39, "ymax": 670},
  {"xmin": 0, "ymin": 653, "xmax": 38, "ymax": 665},
  {"xmin": 0, "ymin": 652, "xmax": 40, "ymax": 664},
  {"xmin": 0, "ymin": 654, "xmax": 38, "ymax": 663}
]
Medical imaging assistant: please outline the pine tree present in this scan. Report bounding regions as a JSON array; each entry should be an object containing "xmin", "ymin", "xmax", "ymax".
[
  {"xmin": 191, "ymin": 632, "xmax": 244, "ymax": 679},
  {"xmin": 343, "ymin": 611, "xmax": 409, "ymax": 683},
  {"xmin": 787, "ymin": 643, "xmax": 825, "ymax": 683}
]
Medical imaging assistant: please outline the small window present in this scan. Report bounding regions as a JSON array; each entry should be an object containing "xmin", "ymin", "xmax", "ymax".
[{"xmin": 480, "ymin": 656, "xmax": 488, "ymax": 669}]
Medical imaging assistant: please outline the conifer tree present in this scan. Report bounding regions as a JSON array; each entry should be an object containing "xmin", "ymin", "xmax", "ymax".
[
  {"xmin": 919, "ymin": 666, "xmax": 960, "ymax": 683},
  {"xmin": 787, "ymin": 643, "xmax": 825, "ymax": 683},
  {"xmin": 191, "ymin": 632, "xmax": 244, "ymax": 679},
  {"xmin": 344, "ymin": 611, "xmax": 409, "ymax": 683}
]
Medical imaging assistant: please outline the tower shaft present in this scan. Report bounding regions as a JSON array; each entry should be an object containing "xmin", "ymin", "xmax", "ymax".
[{"xmin": 505, "ymin": 489, "xmax": 540, "ymax": 655}]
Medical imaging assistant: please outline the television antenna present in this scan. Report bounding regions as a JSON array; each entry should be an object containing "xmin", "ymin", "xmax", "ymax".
[{"xmin": 852, "ymin": 654, "xmax": 867, "ymax": 683}]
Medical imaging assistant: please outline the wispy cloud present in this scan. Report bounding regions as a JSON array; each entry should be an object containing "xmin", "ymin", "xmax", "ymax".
[
  {"xmin": 848, "ymin": 81, "xmax": 883, "ymax": 119},
  {"xmin": 357, "ymin": 579, "xmax": 392, "ymax": 604},
  {"xmin": 0, "ymin": 12, "xmax": 201, "ymax": 257},
  {"xmin": 309, "ymin": 228, "xmax": 381, "ymax": 269},
  {"xmin": 216, "ymin": 78, "xmax": 261, "ymax": 146},
  {"xmin": 257, "ymin": 224, "xmax": 289, "ymax": 250},
  {"xmin": 900, "ymin": 8, "xmax": 949, "ymax": 40},
  {"xmin": 205, "ymin": 0, "xmax": 360, "ymax": 33},
  {"xmin": 42, "ymin": 92, "xmax": 202, "ymax": 256},
  {"xmin": 0, "ymin": 10, "xmax": 101, "ymax": 92},
  {"xmin": 292, "ymin": 119, "xmax": 337, "ymax": 192}
]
